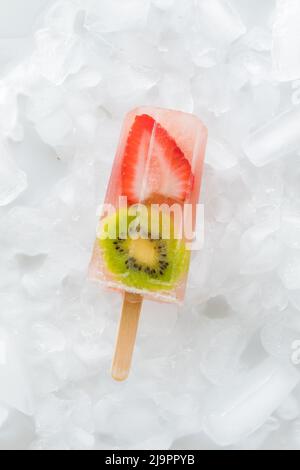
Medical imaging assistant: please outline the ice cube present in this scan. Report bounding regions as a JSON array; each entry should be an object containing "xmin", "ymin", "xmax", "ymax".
[
  {"xmin": 208, "ymin": 196, "xmax": 234, "ymax": 224},
  {"xmin": 243, "ymin": 107, "xmax": 300, "ymax": 166},
  {"xmin": 104, "ymin": 63, "xmax": 159, "ymax": 114},
  {"xmin": 206, "ymin": 138, "xmax": 238, "ymax": 170},
  {"xmin": 0, "ymin": 143, "xmax": 27, "ymax": 206},
  {"xmin": 75, "ymin": 113, "xmax": 98, "ymax": 145},
  {"xmin": 280, "ymin": 212, "xmax": 300, "ymax": 249},
  {"xmin": 188, "ymin": 31, "xmax": 218, "ymax": 68},
  {"xmin": 260, "ymin": 313, "xmax": 299, "ymax": 363},
  {"xmin": 35, "ymin": 109, "xmax": 73, "ymax": 147},
  {"xmin": 66, "ymin": 66, "xmax": 102, "ymax": 90},
  {"xmin": 32, "ymin": 323, "xmax": 66, "ymax": 354},
  {"xmin": 279, "ymin": 253, "xmax": 300, "ymax": 291},
  {"xmin": 241, "ymin": 162, "xmax": 284, "ymax": 208},
  {"xmin": 44, "ymin": 0, "xmax": 86, "ymax": 35},
  {"xmin": 34, "ymin": 29, "xmax": 84, "ymax": 85},
  {"xmin": 0, "ymin": 85, "xmax": 18, "ymax": 139},
  {"xmin": 240, "ymin": 224, "xmax": 281, "ymax": 274},
  {"xmin": 95, "ymin": 397, "xmax": 162, "ymax": 444},
  {"xmin": 0, "ymin": 411, "xmax": 35, "ymax": 450},
  {"xmin": 203, "ymin": 358, "xmax": 300, "ymax": 446},
  {"xmin": 152, "ymin": 0, "xmax": 174, "ymax": 11},
  {"xmin": 0, "ymin": 0, "xmax": 53, "ymax": 37},
  {"xmin": 199, "ymin": 321, "xmax": 247, "ymax": 385},
  {"xmin": 0, "ymin": 404, "xmax": 9, "ymax": 428},
  {"xmin": 261, "ymin": 277, "xmax": 288, "ymax": 312},
  {"xmin": 193, "ymin": 65, "xmax": 236, "ymax": 116},
  {"xmin": 289, "ymin": 290, "xmax": 300, "ymax": 312},
  {"xmin": 243, "ymin": 27, "xmax": 272, "ymax": 52},
  {"xmin": 237, "ymin": 418, "xmax": 280, "ymax": 451},
  {"xmin": 0, "ymin": 328, "xmax": 33, "ymax": 416},
  {"xmin": 276, "ymin": 395, "xmax": 300, "ymax": 421},
  {"xmin": 196, "ymin": 0, "xmax": 246, "ymax": 46},
  {"xmin": 86, "ymin": 0, "xmax": 151, "ymax": 33},
  {"xmin": 251, "ymin": 83, "xmax": 281, "ymax": 127},
  {"xmin": 1, "ymin": 206, "xmax": 52, "ymax": 256},
  {"xmin": 25, "ymin": 84, "xmax": 64, "ymax": 122},
  {"xmin": 158, "ymin": 74, "xmax": 193, "ymax": 113},
  {"xmin": 154, "ymin": 0, "xmax": 194, "ymax": 34},
  {"xmin": 68, "ymin": 427, "xmax": 95, "ymax": 450},
  {"xmin": 272, "ymin": 0, "xmax": 300, "ymax": 81},
  {"xmin": 159, "ymin": 32, "xmax": 194, "ymax": 75}
]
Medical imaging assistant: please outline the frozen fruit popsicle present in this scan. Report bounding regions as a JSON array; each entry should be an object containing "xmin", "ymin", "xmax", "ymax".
[{"xmin": 89, "ymin": 106, "xmax": 207, "ymax": 380}]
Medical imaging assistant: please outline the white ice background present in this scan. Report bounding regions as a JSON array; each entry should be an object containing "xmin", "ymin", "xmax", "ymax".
[{"xmin": 0, "ymin": 0, "xmax": 300, "ymax": 450}]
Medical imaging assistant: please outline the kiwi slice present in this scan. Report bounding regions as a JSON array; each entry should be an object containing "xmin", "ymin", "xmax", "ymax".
[{"xmin": 98, "ymin": 209, "xmax": 190, "ymax": 292}]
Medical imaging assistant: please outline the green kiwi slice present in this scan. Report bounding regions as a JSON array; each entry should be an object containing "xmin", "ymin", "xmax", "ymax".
[{"xmin": 98, "ymin": 209, "xmax": 190, "ymax": 292}]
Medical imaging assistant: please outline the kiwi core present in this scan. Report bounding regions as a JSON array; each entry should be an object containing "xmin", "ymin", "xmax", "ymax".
[{"xmin": 128, "ymin": 238, "xmax": 157, "ymax": 267}]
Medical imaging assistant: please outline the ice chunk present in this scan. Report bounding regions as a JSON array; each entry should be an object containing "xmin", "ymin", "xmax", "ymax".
[
  {"xmin": 243, "ymin": 107, "xmax": 300, "ymax": 166},
  {"xmin": 199, "ymin": 321, "xmax": 247, "ymax": 385},
  {"xmin": 272, "ymin": 0, "xmax": 300, "ymax": 81},
  {"xmin": 22, "ymin": 240, "xmax": 90, "ymax": 299},
  {"xmin": 25, "ymin": 84, "xmax": 63, "ymax": 122},
  {"xmin": 86, "ymin": 0, "xmax": 151, "ymax": 33},
  {"xmin": 44, "ymin": 0, "xmax": 86, "ymax": 35},
  {"xmin": 206, "ymin": 138, "xmax": 238, "ymax": 170},
  {"xmin": 260, "ymin": 312, "xmax": 300, "ymax": 363},
  {"xmin": 279, "ymin": 253, "xmax": 300, "ymax": 290},
  {"xmin": 280, "ymin": 212, "xmax": 300, "ymax": 249},
  {"xmin": 159, "ymin": 32, "xmax": 194, "ymax": 75},
  {"xmin": 34, "ymin": 29, "xmax": 84, "ymax": 85},
  {"xmin": 35, "ymin": 109, "xmax": 73, "ymax": 147},
  {"xmin": 209, "ymin": 196, "xmax": 234, "ymax": 224},
  {"xmin": 0, "ymin": 328, "xmax": 33, "ymax": 416},
  {"xmin": 152, "ymin": 0, "xmax": 174, "ymax": 10},
  {"xmin": 0, "ymin": 85, "xmax": 19, "ymax": 139},
  {"xmin": 0, "ymin": 411, "xmax": 35, "ymax": 450},
  {"xmin": 241, "ymin": 162, "xmax": 284, "ymax": 208},
  {"xmin": 203, "ymin": 358, "xmax": 300, "ymax": 446},
  {"xmin": 261, "ymin": 277, "xmax": 288, "ymax": 311},
  {"xmin": 104, "ymin": 63, "xmax": 159, "ymax": 114},
  {"xmin": 66, "ymin": 66, "xmax": 102, "ymax": 90},
  {"xmin": 167, "ymin": 0, "xmax": 195, "ymax": 33},
  {"xmin": 95, "ymin": 397, "xmax": 163, "ymax": 444},
  {"xmin": 188, "ymin": 31, "xmax": 217, "ymax": 68},
  {"xmin": 158, "ymin": 74, "xmax": 193, "ymax": 113},
  {"xmin": 251, "ymin": 83, "xmax": 281, "ymax": 127},
  {"xmin": 0, "ymin": 404, "xmax": 9, "ymax": 428},
  {"xmin": 32, "ymin": 323, "xmax": 66, "ymax": 354},
  {"xmin": 243, "ymin": 27, "xmax": 272, "ymax": 52},
  {"xmin": 0, "ymin": 0, "xmax": 53, "ymax": 37},
  {"xmin": 68, "ymin": 427, "xmax": 95, "ymax": 450},
  {"xmin": 240, "ymin": 223, "xmax": 280, "ymax": 274},
  {"xmin": 276, "ymin": 395, "xmax": 300, "ymax": 421},
  {"xmin": 289, "ymin": 290, "xmax": 300, "ymax": 312},
  {"xmin": 75, "ymin": 113, "xmax": 98, "ymax": 145},
  {"xmin": 193, "ymin": 64, "xmax": 240, "ymax": 116},
  {"xmin": 0, "ymin": 143, "xmax": 27, "ymax": 206},
  {"xmin": 1, "ymin": 206, "xmax": 52, "ymax": 256},
  {"xmin": 35, "ymin": 392, "xmax": 94, "ymax": 450},
  {"xmin": 196, "ymin": 0, "xmax": 246, "ymax": 46}
]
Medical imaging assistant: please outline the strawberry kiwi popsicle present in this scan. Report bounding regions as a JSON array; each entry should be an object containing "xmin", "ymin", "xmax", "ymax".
[{"xmin": 89, "ymin": 106, "xmax": 207, "ymax": 380}]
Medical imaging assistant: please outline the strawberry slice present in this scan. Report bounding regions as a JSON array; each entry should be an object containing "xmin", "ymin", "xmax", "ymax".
[{"xmin": 121, "ymin": 114, "xmax": 193, "ymax": 204}]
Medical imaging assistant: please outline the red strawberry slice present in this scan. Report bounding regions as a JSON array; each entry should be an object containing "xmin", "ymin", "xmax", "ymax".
[{"xmin": 121, "ymin": 114, "xmax": 193, "ymax": 204}]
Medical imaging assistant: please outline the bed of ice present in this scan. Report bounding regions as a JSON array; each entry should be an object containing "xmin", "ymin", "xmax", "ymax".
[{"xmin": 1, "ymin": 0, "xmax": 300, "ymax": 450}]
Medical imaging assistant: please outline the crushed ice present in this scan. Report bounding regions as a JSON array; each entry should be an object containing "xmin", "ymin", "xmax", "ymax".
[{"xmin": 0, "ymin": 0, "xmax": 300, "ymax": 450}]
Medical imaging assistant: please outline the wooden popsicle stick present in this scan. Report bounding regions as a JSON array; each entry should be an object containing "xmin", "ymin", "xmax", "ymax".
[{"xmin": 111, "ymin": 292, "xmax": 143, "ymax": 381}]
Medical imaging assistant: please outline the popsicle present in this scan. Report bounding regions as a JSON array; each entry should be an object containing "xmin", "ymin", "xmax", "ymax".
[{"xmin": 89, "ymin": 106, "xmax": 207, "ymax": 380}]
